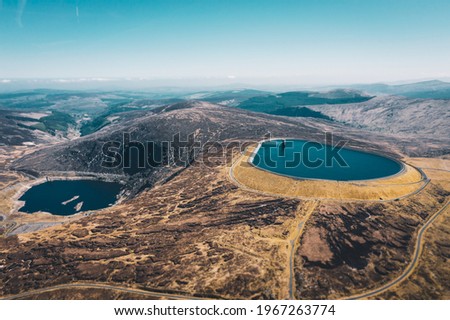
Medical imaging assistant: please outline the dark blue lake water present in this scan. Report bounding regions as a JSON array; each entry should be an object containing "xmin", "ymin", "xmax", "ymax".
[
  {"xmin": 252, "ymin": 140, "xmax": 402, "ymax": 181},
  {"xmin": 19, "ymin": 180, "xmax": 122, "ymax": 216}
]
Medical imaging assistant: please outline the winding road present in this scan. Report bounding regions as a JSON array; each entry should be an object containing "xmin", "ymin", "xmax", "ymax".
[
  {"xmin": 288, "ymin": 201, "xmax": 317, "ymax": 299},
  {"xmin": 229, "ymin": 147, "xmax": 449, "ymax": 300},
  {"xmin": 1, "ymin": 149, "xmax": 447, "ymax": 300},
  {"xmin": 288, "ymin": 221, "xmax": 304, "ymax": 299},
  {"xmin": 0, "ymin": 283, "xmax": 210, "ymax": 300},
  {"xmin": 344, "ymin": 200, "xmax": 450, "ymax": 300}
]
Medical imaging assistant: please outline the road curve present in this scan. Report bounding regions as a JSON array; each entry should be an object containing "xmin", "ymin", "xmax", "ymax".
[
  {"xmin": 344, "ymin": 200, "xmax": 450, "ymax": 300},
  {"xmin": 0, "ymin": 282, "xmax": 210, "ymax": 300}
]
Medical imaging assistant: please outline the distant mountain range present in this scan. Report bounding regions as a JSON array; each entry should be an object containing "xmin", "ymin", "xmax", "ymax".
[
  {"xmin": 2, "ymin": 79, "xmax": 450, "ymax": 100},
  {"xmin": 349, "ymin": 80, "xmax": 450, "ymax": 99}
]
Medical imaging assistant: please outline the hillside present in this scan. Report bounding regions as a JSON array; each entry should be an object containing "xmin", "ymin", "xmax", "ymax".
[
  {"xmin": 11, "ymin": 101, "xmax": 340, "ymax": 195},
  {"xmin": 11, "ymin": 100, "xmax": 449, "ymax": 199},
  {"xmin": 236, "ymin": 90, "xmax": 373, "ymax": 115},
  {"xmin": 352, "ymin": 80, "xmax": 450, "ymax": 99},
  {"xmin": 308, "ymin": 96, "xmax": 450, "ymax": 139},
  {"xmin": 182, "ymin": 89, "xmax": 269, "ymax": 107}
]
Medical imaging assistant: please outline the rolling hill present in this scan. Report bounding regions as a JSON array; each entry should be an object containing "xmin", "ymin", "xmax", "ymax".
[{"xmin": 235, "ymin": 90, "xmax": 373, "ymax": 117}]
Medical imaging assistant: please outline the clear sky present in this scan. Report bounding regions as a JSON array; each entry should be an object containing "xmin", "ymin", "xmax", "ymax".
[{"xmin": 0, "ymin": 0, "xmax": 450, "ymax": 85}]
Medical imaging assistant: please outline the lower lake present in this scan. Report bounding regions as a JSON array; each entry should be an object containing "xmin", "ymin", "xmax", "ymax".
[{"xmin": 19, "ymin": 180, "xmax": 122, "ymax": 216}]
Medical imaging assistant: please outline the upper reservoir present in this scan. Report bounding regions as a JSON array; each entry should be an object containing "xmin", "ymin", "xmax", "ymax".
[
  {"xmin": 251, "ymin": 139, "xmax": 402, "ymax": 181},
  {"xmin": 19, "ymin": 180, "xmax": 122, "ymax": 216}
]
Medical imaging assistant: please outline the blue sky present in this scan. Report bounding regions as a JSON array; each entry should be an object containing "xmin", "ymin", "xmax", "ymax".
[{"xmin": 0, "ymin": 0, "xmax": 450, "ymax": 85}]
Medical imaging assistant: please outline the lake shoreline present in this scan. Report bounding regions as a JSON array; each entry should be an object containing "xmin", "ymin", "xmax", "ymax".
[
  {"xmin": 10, "ymin": 174, "xmax": 126, "ymax": 217},
  {"xmin": 250, "ymin": 138, "xmax": 405, "ymax": 182}
]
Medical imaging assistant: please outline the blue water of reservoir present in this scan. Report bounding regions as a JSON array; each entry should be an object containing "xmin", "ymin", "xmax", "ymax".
[
  {"xmin": 252, "ymin": 139, "xmax": 402, "ymax": 181},
  {"xmin": 19, "ymin": 180, "xmax": 122, "ymax": 216}
]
